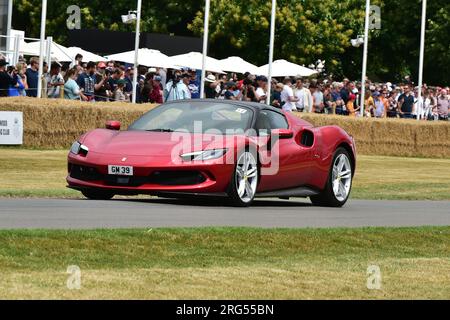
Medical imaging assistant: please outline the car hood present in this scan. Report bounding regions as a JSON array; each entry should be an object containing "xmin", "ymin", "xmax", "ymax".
[{"xmin": 82, "ymin": 129, "xmax": 244, "ymax": 157}]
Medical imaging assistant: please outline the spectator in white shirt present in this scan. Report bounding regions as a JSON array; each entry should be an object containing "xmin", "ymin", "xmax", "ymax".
[
  {"xmin": 280, "ymin": 77, "xmax": 298, "ymax": 112},
  {"xmin": 255, "ymin": 75, "xmax": 268, "ymax": 103},
  {"xmin": 311, "ymin": 85, "xmax": 325, "ymax": 113},
  {"xmin": 294, "ymin": 78, "xmax": 313, "ymax": 112},
  {"xmin": 177, "ymin": 73, "xmax": 192, "ymax": 100},
  {"xmin": 164, "ymin": 73, "xmax": 191, "ymax": 101},
  {"xmin": 47, "ymin": 62, "xmax": 64, "ymax": 98}
]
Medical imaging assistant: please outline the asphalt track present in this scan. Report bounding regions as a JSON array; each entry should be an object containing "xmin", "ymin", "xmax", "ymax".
[{"xmin": 0, "ymin": 198, "xmax": 449, "ymax": 229}]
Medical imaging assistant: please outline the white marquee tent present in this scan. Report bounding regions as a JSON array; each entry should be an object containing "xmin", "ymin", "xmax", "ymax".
[
  {"xmin": 218, "ymin": 56, "xmax": 259, "ymax": 74},
  {"xmin": 168, "ymin": 52, "xmax": 224, "ymax": 73},
  {"xmin": 66, "ymin": 47, "xmax": 106, "ymax": 62},
  {"xmin": 106, "ymin": 48, "xmax": 175, "ymax": 68},
  {"xmin": 256, "ymin": 59, "xmax": 317, "ymax": 77},
  {"xmin": 20, "ymin": 40, "xmax": 73, "ymax": 62}
]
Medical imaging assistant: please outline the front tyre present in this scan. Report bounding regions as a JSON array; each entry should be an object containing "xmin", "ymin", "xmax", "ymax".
[
  {"xmin": 227, "ymin": 150, "xmax": 259, "ymax": 207},
  {"xmin": 81, "ymin": 190, "xmax": 115, "ymax": 200},
  {"xmin": 310, "ymin": 147, "xmax": 353, "ymax": 207}
]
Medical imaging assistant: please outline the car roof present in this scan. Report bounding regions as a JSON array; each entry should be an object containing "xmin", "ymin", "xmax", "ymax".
[{"xmin": 163, "ymin": 99, "xmax": 284, "ymax": 114}]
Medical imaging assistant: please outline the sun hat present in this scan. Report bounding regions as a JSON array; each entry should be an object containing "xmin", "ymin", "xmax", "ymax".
[{"xmin": 205, "ymin": 74, "xmax": 216, "ymax": 82}]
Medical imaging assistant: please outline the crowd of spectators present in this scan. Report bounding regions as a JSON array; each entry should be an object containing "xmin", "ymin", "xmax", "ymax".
[{"xmin": 0, "ymin": 55, "xmax": 448, "ymax": 121}]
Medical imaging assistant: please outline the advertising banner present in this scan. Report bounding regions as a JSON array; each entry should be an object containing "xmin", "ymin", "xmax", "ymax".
[{"xmin": 0, "ymin": 111, "xmax": 23, "ymax": 145}]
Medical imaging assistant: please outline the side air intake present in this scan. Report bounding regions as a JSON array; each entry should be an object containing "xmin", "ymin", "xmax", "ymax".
[{"xmin": 300, "ymin": 130, "xmax": 314, "ymax": 147}]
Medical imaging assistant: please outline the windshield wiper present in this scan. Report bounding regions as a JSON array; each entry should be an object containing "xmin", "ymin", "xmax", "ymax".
[{"xmin": 146, "ymin": 128, "xmax": 176, "ymax": 132}]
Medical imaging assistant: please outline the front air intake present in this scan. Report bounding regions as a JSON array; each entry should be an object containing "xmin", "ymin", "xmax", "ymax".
[{"xmin": 148, "ymin": 171, "xmax": 206, "ymax": 186}]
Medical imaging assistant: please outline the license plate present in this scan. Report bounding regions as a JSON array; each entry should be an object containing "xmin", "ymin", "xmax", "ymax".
[{"xmin": 108, "ymin": 165, "xmax": 133, "ymax": 176}]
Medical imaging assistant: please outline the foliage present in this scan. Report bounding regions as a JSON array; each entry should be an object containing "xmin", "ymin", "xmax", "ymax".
[
  {"xmin": 189, "ymin": 0, "xmax": 363, "ymax": 79},
  {"xmin": 11, "ymin": 0, "xmax": 450, "ymax": 84}
]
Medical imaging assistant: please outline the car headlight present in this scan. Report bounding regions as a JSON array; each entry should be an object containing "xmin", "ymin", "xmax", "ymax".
[
  {"xmin": 180, "ymin": 148, "xmax": 228, "ymax": 161},
  {"xmin": 70, "ymin": 141, "xmax": 89, "ymax": 156}
]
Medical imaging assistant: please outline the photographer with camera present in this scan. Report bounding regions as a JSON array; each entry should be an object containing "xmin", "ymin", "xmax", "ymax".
[
  {"xmin": 241, "ymin": 78, "xmax": 257, "ymax": 102},
  {"xmin": 7, "ymin": 63, "xmax": 26, "ymax": 97},
  {"xmin": 164, "ymin": 71, "xmax": 191, "ymax": 102}
]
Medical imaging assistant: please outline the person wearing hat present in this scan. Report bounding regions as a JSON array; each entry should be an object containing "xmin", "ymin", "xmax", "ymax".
[
  {"xmin": 0, "ymin": 60, "xmax": 18, "ymax": 97},
  {"xmin": 164, "ymin": 72, "xmax": 191, "ymax": 101},
  {"xmin": 149, "ymin": 75, "xmax": 163, "ymax": 104},
  {"xmin": 204, "ymin": 74, "xmax": 218, "ymax": 99},
  {"xmin": 94, "ymin": 61, "xmax": 110, "ymax": 101},
  {"xmin": 47, "ymin": 62, "xmax": 65, "ymax": 99},
  {"xmin": 179, "ymin": 73, "xmax": 192, "ymax": 100},
  {"xmin": 346, "ymin": 93, "xmax": 359, "ymax": 117}
]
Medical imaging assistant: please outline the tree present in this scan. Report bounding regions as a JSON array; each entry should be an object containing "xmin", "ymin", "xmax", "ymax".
[
  {"xmin": 10, "ymin": 0, "xmax": 450, "ymax": 84},
  {"xmin": 188, "ymin": 0, "xmax": 364, "ymax": 78},
  {"xmin": 12, "ymin": 0, "xmax": 202, "ymax": 43}
]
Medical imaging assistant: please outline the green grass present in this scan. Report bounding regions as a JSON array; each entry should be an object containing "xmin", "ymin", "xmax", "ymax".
[
  {"xmin": 0, "ymin": 148, "xmax": 450, "ymax": 200},
  {"xmin": 0, "ymin": 227, "xmax": 449, "ymax": 299}
]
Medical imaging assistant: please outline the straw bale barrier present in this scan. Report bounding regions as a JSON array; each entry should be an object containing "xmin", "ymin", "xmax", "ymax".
[{"xmin": 1, "ymin": 97, "xmax": 449, "ymax": 158}]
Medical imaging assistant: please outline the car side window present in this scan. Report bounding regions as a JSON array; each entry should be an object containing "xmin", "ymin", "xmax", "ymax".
[{"xmin": 255, "ymin": 110, "xmax": 289, "ymax": 136}]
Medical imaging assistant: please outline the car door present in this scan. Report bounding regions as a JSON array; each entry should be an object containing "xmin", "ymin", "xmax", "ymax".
[{"xmin": 255, "ymin": 109, "xmax": 313, "ymax": 191}]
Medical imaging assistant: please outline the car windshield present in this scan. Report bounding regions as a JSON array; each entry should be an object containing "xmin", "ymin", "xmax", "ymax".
[{"xmin": 128, "ymin": 101, "xmax": 254, "ymax": 135}]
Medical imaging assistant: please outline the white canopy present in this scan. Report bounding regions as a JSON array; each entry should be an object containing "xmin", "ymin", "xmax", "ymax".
[
  {"xmin": 218, "ymin": 56, "xmax": 259, "ymax": 74},
  {"xmin": 106, "ymin": 48, "xmax": 175, "ymax": 68},
  {"xmin": 256, "ymin": 59, "xmax": 317, "ymax": 77},
  {"xmin": 20, "ymin": 40, "xmax": 73, "ymax": 62},
  {"xmin": 66, "ymin": 47, "xmax": 106, "ymax": 62},
  {"xmin": 168, "ymin": 52, "xmax": 224, "ymax": 73}
]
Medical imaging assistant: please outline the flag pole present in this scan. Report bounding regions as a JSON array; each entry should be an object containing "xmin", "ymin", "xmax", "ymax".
[
  {"xmin": 360, "ymin": 0, "xmax": 370, "ymax": 116},
  {"xmin": 266, "ymin": 0, "xmax": 276, "ymax": 105},
  {"xmin": 131, "ymin": 0, "xmax": 142, "ymax": 104},
  {"xmin": 37, "ymin": 0, "xmax": 47, "ymax": 98},
  {"xmin": 416, "ymin": 0, "xmax": 427, "ymax": 120},
  {"xmin": 200, "ymin": 0, "xmax": 211, "ymax": 99}
]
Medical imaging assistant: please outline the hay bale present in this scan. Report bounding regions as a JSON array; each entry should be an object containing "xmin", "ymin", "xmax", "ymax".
[
  {"xmin": 0, "ymin": 97, "xmax": 155, "ymax": 148},
  {"xmin": 293, "ymin": 113, "xmax": 449, "ymax": 158},
  {"xmin": 0, "ymin": 97, "xmax": 449, "ymax": 157}
]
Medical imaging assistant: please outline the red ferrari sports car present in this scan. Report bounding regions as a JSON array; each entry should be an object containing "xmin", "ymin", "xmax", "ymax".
[{"xmin": 67, "ymin": 100, "xmax": 356, "ymax": 207}]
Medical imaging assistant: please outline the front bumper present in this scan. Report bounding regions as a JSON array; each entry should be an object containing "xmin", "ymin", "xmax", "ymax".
[{"xmin": 66, "ymin": 152, "xmax": 235, "ymax": 195}]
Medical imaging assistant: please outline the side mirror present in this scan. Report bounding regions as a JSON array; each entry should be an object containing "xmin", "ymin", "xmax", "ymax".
[
  {"xmin": 271, "ymin": 128, "xmax": 293, "ymax": 139},
  {"xmin": 106, "ymin": 120, "xmax": 121, "ymax": 131}
]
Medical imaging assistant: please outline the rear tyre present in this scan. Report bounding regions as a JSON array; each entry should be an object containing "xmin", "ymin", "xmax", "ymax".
[
  {"xmin": 227, "ymin": 149, "xmax": 259, "ymax": 207},
  {"xmin": 310, "ymin": 147, "xmax": 353, "ymax": 207},
  {"xmin": 81, "ymin": 190, "xmax": 115, "ymax": 200}
]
